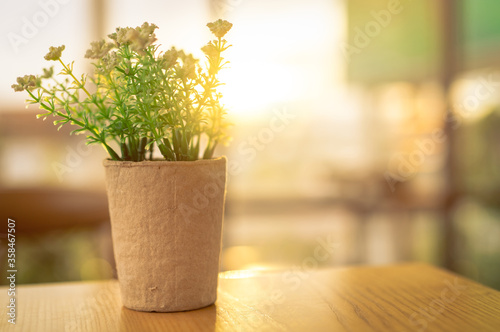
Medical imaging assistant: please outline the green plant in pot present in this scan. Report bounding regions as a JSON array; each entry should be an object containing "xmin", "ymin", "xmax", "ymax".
[{"xmin": 13, "ymin": 19, "xmax": 233, "ymax": 312}]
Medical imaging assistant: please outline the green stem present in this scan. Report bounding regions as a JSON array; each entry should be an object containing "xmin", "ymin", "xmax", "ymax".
[
  {"xmin": 58, "ymin": 59, "xmax": 92, "ymax": 98},
  {"xmin": 28, "ymin": 89, "xmax": 120, "ymax": 160}
]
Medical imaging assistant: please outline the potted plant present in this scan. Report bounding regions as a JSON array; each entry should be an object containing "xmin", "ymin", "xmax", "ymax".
[{"xmin": 12, "ymin": 19, "xmax": 233, "ymax": 312}]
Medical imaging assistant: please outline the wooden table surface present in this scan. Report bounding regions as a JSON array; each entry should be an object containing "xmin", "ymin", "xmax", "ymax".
[{"xmin": 1, "ymin": 263, "xmax": 500, "ymax": 332}]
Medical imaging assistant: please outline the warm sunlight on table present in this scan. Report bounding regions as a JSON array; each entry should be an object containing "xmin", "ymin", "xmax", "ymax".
[{"xmin": 2, "ymin": 263, "xmax": 500, "ymax": 332}]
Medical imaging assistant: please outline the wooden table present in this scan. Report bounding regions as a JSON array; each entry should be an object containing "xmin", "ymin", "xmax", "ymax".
[{"xmin": 1, "ymin": 263, "xmax": 500, "ymax": 331}]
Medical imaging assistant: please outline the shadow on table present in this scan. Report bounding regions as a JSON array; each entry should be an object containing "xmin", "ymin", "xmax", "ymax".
[{"xmin": 119, "ymin": 304, "xmax": 216, "ymax": 331}]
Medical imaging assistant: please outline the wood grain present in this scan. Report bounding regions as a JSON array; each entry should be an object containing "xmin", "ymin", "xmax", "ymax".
[{"xmin": 1, "ymin": 263, "xmax": 499, "ymax": 331}]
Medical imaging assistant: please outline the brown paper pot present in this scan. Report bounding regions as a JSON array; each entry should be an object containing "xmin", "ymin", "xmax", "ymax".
[{"xmin": 103, "ymin": 157, "xmax": 227, "ymax": 312}]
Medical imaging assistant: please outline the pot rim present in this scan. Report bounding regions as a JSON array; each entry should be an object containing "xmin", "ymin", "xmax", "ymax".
[{"xmin": 103, "ymin": 156, "xmax": 226, "ymax": 168}]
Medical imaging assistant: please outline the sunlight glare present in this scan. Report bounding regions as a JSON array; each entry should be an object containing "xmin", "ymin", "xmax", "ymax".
[
  {"xmin": 217, "ymin": 0, "xmax": 340, "ymax": 119},
  {"xmin": 218, "ymin": 61, "xmax": 299, "ymax": 117}
]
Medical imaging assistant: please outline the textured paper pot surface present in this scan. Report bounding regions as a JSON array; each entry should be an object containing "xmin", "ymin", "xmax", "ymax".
[{"xmin": 104, "ymin": 157, "xmax": 227, "ymax": 312}]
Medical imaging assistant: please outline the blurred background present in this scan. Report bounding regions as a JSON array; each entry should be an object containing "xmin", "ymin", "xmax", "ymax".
[{"xmin": 1, "ymin": 0, "xmax": 500, "ymax": 289}]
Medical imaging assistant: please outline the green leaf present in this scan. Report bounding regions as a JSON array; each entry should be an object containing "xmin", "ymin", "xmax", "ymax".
[
  {"xmin": 37, "ymin": 112, "xmax": 51, "ymax": 119},
  {"xmin": 70, "ymin": 128, "xmax": 87, "ymax": 136}
]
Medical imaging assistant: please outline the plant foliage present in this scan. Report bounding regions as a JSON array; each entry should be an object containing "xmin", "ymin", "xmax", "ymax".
[{"xmin": 12, "ymin": 20, "xmax": 233, "ymax": 161}]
